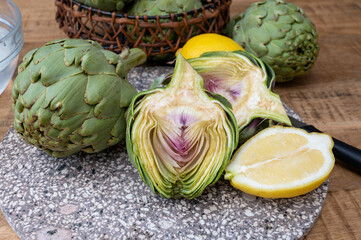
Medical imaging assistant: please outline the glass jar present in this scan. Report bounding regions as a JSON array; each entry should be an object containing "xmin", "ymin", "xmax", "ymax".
[{"xmin": 0, "ymin": 0, "xmax": 24, "ymax": 95}]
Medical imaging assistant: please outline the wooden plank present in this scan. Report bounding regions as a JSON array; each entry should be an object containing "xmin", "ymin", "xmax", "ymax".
[{"xmin": 0, "ymin": 219, "xmax": 19, "ymax": 240}]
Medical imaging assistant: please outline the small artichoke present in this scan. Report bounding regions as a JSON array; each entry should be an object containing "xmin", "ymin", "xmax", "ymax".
[
  {"xmin": 12, "ymin": 39, "xmax": 146, "ymax": 158},
  {"xmin": 126, "ymin": 54, "xmax": 238, "ymax": 199},
  {"xmin": 230, "ymin": 0, "xmax": 319, "ymax": 82},
  {"xmin": 76, "ymin": 0, "xmax": 132, "ymax": 11}
]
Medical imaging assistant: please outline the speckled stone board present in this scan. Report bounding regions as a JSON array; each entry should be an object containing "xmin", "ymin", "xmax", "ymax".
[{"xmin": 0, "ymin": 66, "xmax": 328, "ymax": 240}]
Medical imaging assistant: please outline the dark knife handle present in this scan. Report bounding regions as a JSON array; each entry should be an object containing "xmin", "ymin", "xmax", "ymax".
[{"xmin": 301, "ymin": 125, "xmax": 361, "ymax": 170}]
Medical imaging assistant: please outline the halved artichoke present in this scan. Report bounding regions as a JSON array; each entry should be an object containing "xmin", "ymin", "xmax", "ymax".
[
  {"xmin": 126, "ymin": 54, "xmax": 238, "ymax": 199},
  {"xmin": 12, "ymin": 39, "xmax": 146, "ymax": 157},
  {"xmin": 187, "ymin": 51, "xmax": 291, "ymax": 142}
]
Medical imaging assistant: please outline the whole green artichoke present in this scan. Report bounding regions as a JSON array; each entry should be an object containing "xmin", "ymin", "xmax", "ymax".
[
  {"xmin": 12, "ymin": 39, "xmax": 146, "ymax": 158},
  {"xmin": 76, "ymin": 0, "xmax": 132, "ymax": 11},
  {"xmin": 126, "ymin": 53, "xmax": 238, "ymax": 199},
  {"xmin": 230, "ymin": 0, "xmax": 319, "ymax": 82}
]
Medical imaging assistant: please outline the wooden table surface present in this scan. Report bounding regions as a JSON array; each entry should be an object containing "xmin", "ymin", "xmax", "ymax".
[{"xmin": 0, "ymin": 0, "xmax": 360, "ymax": 239}]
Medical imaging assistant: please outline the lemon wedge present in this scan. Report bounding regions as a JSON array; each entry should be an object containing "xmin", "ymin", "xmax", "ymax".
[
  {"xmin": 177, "ymin": 33, "xmax": 244, "ymax": 59},
  {"xmin": 225, "ymin": 126, "xmax": 335, "ymax": 198}
]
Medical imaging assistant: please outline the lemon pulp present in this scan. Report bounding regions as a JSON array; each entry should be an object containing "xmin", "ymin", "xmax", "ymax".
[{"xmin": 225, "ymin": 126, "xmax": 335, "ymax": 198}]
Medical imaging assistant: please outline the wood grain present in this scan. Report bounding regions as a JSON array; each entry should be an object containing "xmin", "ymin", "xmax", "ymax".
[{"xmin": 0, "ymin": 0, "xmax": 360, "ymax": 239}]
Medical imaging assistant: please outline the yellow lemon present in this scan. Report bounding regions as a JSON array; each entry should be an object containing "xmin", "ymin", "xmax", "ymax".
[
  {"xmin": 177, "ymin": 33, "xmax": 244, "ymax": 59},
  {"xmin": 225, "ymin": 126, "xmax": 335, "ymax": 198}
]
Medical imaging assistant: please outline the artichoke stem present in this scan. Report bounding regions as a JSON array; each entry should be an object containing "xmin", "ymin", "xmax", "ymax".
[
  {"xmin": 122, "ymin": 48, "xmax": 147, "ymax": 73},
  {"xmin": 168, "ymin": 54, "xmax": 203, "ymax": 94}
]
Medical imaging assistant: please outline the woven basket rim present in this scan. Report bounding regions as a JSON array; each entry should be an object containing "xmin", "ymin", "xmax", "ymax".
[
  {"xmin": 56, "ymin": 0, "xmax": 232, "ymax": 56},
  {"xmin": 71, "ymin": 0, "xmax": 223, "ymax": 19}
]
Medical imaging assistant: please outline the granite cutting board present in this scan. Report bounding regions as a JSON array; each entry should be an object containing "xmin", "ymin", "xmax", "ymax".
[{"xmin": 0, "ymin": 67, "xmax": 328, "ymax": 240}]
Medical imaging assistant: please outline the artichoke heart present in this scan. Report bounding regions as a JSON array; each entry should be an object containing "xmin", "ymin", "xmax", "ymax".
[
  {"xmin": 126, "ymin": 54, "xmax": 238, "ymax": 199},
  {"xmin": 12, "ymin": 39, "xmax": 146, "ymax": 158}
]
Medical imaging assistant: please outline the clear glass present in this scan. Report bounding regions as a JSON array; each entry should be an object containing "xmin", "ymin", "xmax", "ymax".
[{"xmin": 0, "ymin": 0, "xmax": 23, "ymax": 95}]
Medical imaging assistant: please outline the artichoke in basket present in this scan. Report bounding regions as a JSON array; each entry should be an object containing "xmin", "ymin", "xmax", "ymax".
[
  {"xmin": 12, "ymin": 39, "xmax": 146, "ymax": 158},
  {"xmin": 126, "ymin": 54, "xmax": 238, "ymax": 199},
  {"xmin": 229, "ymin": 0, "xmax": 319, "ymax": 82},
  {"xmin": 76, "ymin": 0, "xmax": 132, "ymax": 11},
  {"xmin": 128, "ymin": 0, "xmax": 202, "ymax": 16},
  {"xmin": 155, "ymin": 50, "xmax": 291, "ymax": 143},
  {"xmin": 127, "ymin": 0, "xmax": 203, "ymax": 61}
]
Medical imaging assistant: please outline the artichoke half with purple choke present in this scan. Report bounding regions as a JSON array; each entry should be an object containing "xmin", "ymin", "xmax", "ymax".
[
  {"xmin": 126, "ymin": 54, "xmax": 238, "ymax": 199},
  {"xmin": 12, "ymin": 39, "xmax": 146, "ymax": 158},
  {"xmin": 188, "ymin": 50, "xmax": 291, "ymax": 142}
]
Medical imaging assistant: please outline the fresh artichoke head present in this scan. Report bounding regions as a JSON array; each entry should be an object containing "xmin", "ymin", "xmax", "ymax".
[
  {"xmin": 187, "ymin": 51, "xmax": 291, "ymax": 142},
  {"xmin": 230, "ymin": 0, "xmax": 319, "ymax": 82},
  {"xmin": 126, "ymin": 54, "xmax": 238, "ymax": 199},
  {"xmin": 12, "ymin": 39, "xmax": 146, "ymax": 158}
]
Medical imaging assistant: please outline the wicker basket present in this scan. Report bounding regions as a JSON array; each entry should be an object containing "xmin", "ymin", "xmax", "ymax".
[{"xmin": 55, "ymin": 0, "xmax": 232, "ymax": 58}]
